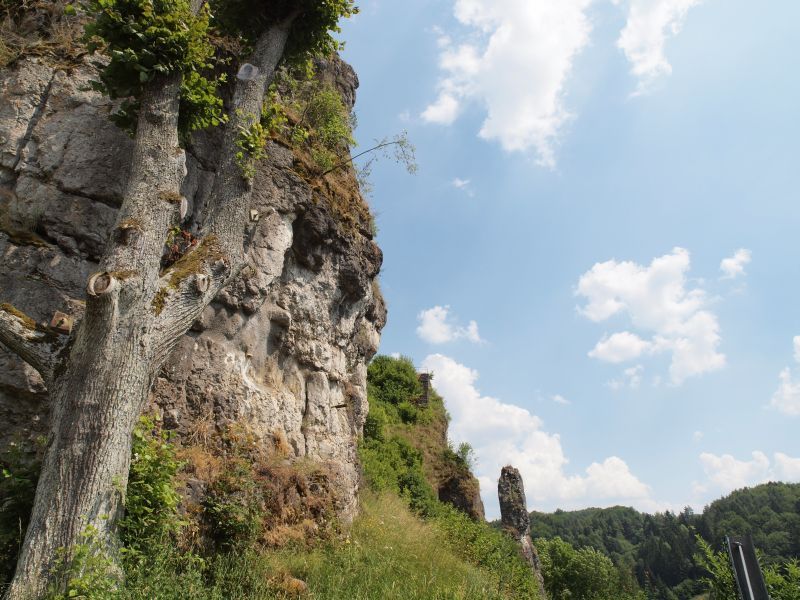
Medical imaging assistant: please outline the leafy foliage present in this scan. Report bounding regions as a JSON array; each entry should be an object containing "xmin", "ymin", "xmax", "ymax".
[
  {"xmin": 536, "ymin": 536, "xmax": 645, "ymax": 600},
  {"xmin": 530, "ymin": 482, "xmax": 800, "ymax": 598},
  {"xmin": 0, "ymin": 439, "xmax": 41, "ymax": 585},
  {"xmin": 361, "ymin": 354, "xmax": 543, "ymax": 599},
  {"xmin": 201, "ymin": 428, "xmax": 268, "ymax": 550},
  {"xmin": 119, "ymin": 416, "xmax": 184, "ymax": 556},
  {"xmin": 46, "ymin": 525, "xmax": 118, "ymax": 599},
  {"xmin": 211, "ymin": 0, "xmax": 357, "ymax": 63},
  {"xmin": 83, "ymin": 0, "xmax": 222, "ymax": 135},
  {"xmin": 366, "ymin": 355, "xmax": 423, "ymax": 410},
  {"xmin": 695, "ymin": 534, "xmax": 800, "ymax": 600},
  {"xmin": 234, "ymin": 117, "xmax": 269, "ymax": 180}
]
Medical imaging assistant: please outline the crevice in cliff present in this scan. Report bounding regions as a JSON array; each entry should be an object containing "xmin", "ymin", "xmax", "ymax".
[{"xmin": 11, "ymin": 70, "xmax": 56, "ymax": 174}]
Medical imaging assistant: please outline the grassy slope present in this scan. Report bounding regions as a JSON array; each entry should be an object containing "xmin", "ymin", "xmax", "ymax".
[{"xmin": 263, "ymin": 493, "xmax": 516, "ymax": 600}]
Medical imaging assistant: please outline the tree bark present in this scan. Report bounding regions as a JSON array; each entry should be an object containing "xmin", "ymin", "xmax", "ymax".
[{"xmin": 1, "ymin": 15, "xmax": 295, "ymax": 598}]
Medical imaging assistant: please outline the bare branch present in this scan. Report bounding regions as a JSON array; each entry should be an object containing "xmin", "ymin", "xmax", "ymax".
[
  {"xmin": 0, "ymin": 304, "xmax": 68, "ymax": 383},
  {"xmin": 318, "ymin": 131, "xmax": 417, "ymax": 179}
]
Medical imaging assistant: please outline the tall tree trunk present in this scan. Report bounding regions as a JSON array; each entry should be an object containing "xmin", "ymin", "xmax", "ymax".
[{"xmin": 1, "ymin": 16, "xmax": 295, "ymax": 597}]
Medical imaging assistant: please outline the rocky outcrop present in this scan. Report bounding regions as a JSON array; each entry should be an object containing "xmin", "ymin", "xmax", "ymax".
[
  {"xmin": 0, "ymin": 54, "xmax": 384, "ymax": 522},
  {"xmin": 438, "ymin": 471, "xmax": 485, "ymax": 521},
  {"xmin": 498, "ymin": 465, "xmax": 547, "ymax": 598}
]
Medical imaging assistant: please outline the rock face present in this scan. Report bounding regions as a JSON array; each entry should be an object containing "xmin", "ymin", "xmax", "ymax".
[
  {"xmin": 499, "ymin": 465, "xmax": 530, "ymax": 538},
  {"xmin": 498, "ymin": 465, "xmax": 548, "ymax": 598},
  {"xmin": 438, "ymin": 470, "xmax": 485, "ymax": 521},
  {"xmin": 0, "ymin": 54, "xmax": 385, "ymax": 522}
]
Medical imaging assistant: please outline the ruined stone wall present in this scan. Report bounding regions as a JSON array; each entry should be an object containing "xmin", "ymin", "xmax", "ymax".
[{"xmin": 0, "ymin": 54, "xmax": 385, "ymax": 521}]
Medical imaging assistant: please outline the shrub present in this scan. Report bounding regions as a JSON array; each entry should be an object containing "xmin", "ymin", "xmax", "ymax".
[
  {"xmin": 432, "ymin": 503, "xmax": 542, "ymax": 599},
  {"xmin": 46, "ymin": 525, "xmax": 118, "ymax": 600},
  {"xmin": 695, "ymin": 535, "xmax": 800, "ymax": 600},
  {"xmin": 362, "ymin": 403, "xmax": 386, "ymax": 442},
  {"xmin": 360, "ymin": 436, "xmax": 435, "ymax": 514},
  {"xmin": 0, "ymin": 438, "xmax": 41, "ymax": 585},
  {"xmin": 367, "ymin": 355, "xmax": 422, "ymax": 408},
  {"xmin": 536, "ymin": 536, "xmax": 645, "ymax": 600},
  {"xmin": 203, "ymin": 454, "xmax": 266, "ymax": 550},
  {"xmin": 119, "ymin": 416, "xmax": 184, "ymax": 557}
]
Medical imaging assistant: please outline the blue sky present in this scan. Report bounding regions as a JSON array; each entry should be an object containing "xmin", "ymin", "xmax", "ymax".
[{"xmin": 339, "ymin": 0, "xmax": 800, "ymax": 518}]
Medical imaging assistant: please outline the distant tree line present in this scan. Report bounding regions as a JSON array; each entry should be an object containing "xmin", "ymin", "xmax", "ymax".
[{"xmin": 529, "ymin": 482, "xmax": 800, "ymax": 599}]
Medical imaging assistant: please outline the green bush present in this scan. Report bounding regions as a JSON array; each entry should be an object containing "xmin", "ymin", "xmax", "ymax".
[
  {"xmin": 0, "ymin": 439, "xmax": 41, "ymax": 585},
  {"xmin": 536, "ymin": 536, "xmax": 645, "ymax": 600},
  {"xmin": 119, "ymin": 416, "xmax": 184, "ymax": 556},
  {"xmin": 396, "ymin": 400, "xmax": 419, "ymax": 425},
  {"xmin": 367, "ymin": 355, "xmax": 422, "ymax": 408},
  {"xmin": 202, "ymin": 456, "xmax": 265, "ymax": 550},
  {"xmin": 359, "ymin": 436, "xmax": 435, "ymax": 514},
  {"xmin": 46, "ymin": 525, "xmax": 118, "ymax": 600},
  {"xmin": 431, "ymin": 503, "xmax": 542, "ymax": 598},
  {"xmin": 695, "ymin": 535, "xmax": 800, "ymax": 600},
  {"xmin": 362, "ymin": 402, "xmax": 387, "ymax": 442}
]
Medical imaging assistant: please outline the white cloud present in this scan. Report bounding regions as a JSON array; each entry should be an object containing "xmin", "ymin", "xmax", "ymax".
[
  {"xmin": 589, "ymin": 331, "xmax": 653, "ymax": 363},
  {"xmin": 693, "ymin": 430, "xmax": 703, "ymax": 442},
  {"xmin": 769, "ymin": 336, "xmax": 800, "ymax": 417},
  {"xmin": 416, "ymin": 306, "xmax": 483, "ymax": 344},
  {"xmin": 699, "ymin": 451, "xmax": 800, "ymax": 495},
  {"xmin": 774, "ymin": 453, "xmax": 800, "ymax": 480},
  {"xmin": 422, "ymin": 354, "xmax": 656, "ymax": 517},
  {"xmin": 719, "ymin": 248, "xmax": 752, "ymax": 280},
  {"xmin": 423, "ymin": 0, "xmax": 593, "ymax": 167},
  {"xmin": 700, "ymin": 451, "xmax": 770, "ymax": 491},
  {"xmin": 552, "ymin": 394, "xmax": 571, "ymax": 405},
  {"xmin": 451, "ymin": 177, "xmax": 475, "ymax": 196},
  {"xmin": 614, "ymin": 0, "xmax": 703, "ymax": 94},
  {"xmin": 609, "ymin": 364, "xmax": 644, "ymax": 390},
  {"xmin": 576, "ymin": 247, "xmax": 725, "ymax": 384},
  {"xmin": 770, "ymin": 367, "xmax": 800, "ymax": 417}
]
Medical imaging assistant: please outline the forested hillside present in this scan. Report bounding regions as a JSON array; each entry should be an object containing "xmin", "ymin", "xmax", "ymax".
[{"xmin": 530, "ymin": 482, "xmax": 800, "ymax": 598}]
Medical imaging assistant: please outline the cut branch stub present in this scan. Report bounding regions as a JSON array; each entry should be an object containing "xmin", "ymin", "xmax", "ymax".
[
  {"xmin": 194, "ymin": 274, "xmax": 209, "ymax": 293},
  {"xmin": 86, "ymin": 272, "xmax": 118, "ymax": 297}
]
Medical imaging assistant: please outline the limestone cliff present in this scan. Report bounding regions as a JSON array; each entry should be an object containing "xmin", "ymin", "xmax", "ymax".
[{"xmin": 0, "ymin": 54, "xmax": 385, "ymax": 522}]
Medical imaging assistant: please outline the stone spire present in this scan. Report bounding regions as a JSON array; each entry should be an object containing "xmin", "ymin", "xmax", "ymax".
[{"xmin": 498, "ymin": 465, "xmax": 548, "ymax": 598}]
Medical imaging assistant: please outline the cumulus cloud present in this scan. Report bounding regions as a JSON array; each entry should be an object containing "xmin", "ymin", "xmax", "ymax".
[
  {"xmin": 422, "ymin": 354, "xmax": 656, "ymax": 517},
  {"xmin": 699, "ymin": 451, "xmax": 800, "ymax": 494},
  {"xmin": 768, "ymin": 336, "xmax": 800, "ymax": 417},
  {"xmin": 589, "ymin": 332, "xmax": 653, "ymax": 363},
  {"xmin": 552, "ymin": 394, "xmax": 571, "ymax": 405},
  {"xmin": 416, "ymin": 306, "xmax": 482, "ymax": 344},
  {"xmin": 422, "ymin": 0, "xmax": 593, "ymax": 167},
  {"xmin": 576, "ymin": 247, "xmax": 725, "ymax": 385},
  {"xmin": 608, "ymin": 365, "xmax": 644, "ymax": 390},
  {"xmin": 719, "ymin": 248, "xmax": 752, "ymax": 280},
  {"xmin": 774, "ymin": 453, "xmax": 800, "ymax": 480},
  {"xmin": 770, "ymin": 368, "xmax": 800, "ymax": 416},
  {"xmin": 614, "ymin": 0, "xmax": 703, "ymax": 93}
]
